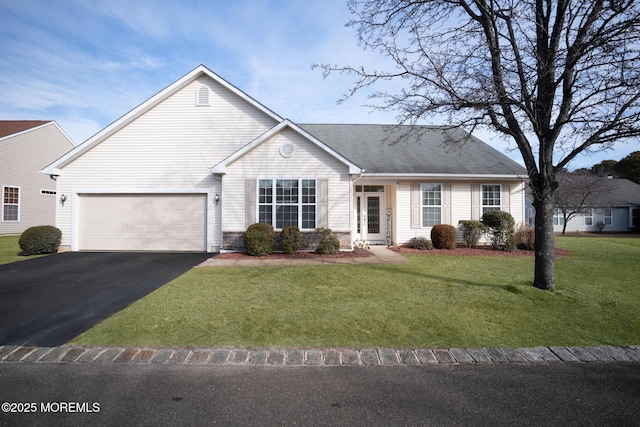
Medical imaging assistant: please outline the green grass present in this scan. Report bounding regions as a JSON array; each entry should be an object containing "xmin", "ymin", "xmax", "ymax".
[
  {"xmin": 0, "ymin": 235, "xmax": 47, "ymax": 265},
  {"xmin": 72, "ymin": 236, "xmax": 640, "ymax": 348}
]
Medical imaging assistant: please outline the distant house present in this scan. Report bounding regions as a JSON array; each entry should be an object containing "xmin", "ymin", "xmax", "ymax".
[
  {"xmin": 42, "ymin": 65, "xmax": 528, "ymax": 253},
  {"xmin": 1, "ymin": 121, "xmax": 75, "ymax": 235},
  {"xmin": 552, "ymin": 178, "xmax": 640, "ymax": 233}
]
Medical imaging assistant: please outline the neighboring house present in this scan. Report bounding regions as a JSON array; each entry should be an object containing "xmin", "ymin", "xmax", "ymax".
[
  {"xmin": 42, "ymin": 65, "xmax": 528, "ymax": 253},
  {"xmin": 552, "ymin": 178, "xmax": 640, "ymax": 233},
  {"xmin": 1, "ymin": 121, "xmax": 75, "ymax": 235}
]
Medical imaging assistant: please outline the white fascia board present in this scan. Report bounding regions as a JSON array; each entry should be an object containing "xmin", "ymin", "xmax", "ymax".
[
  {"xmin": 365, "ymin": 173, "xmax": 529, "ymax": 181},
  {"xmin": 42, "ymin": 65, "xmax": 284, "ymax": 175},
  {"xmin": 211, "ymin": 119, "xmax": 363, "ymax": 175},
  {"xmin": 203, "ymin": 66, "xmax": 283, "ymax": 123}
]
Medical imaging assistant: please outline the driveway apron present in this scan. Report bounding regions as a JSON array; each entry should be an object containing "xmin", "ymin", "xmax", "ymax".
[{"xmin": 0, "ymin": 252, "xmax": 210, "ymax": 347}]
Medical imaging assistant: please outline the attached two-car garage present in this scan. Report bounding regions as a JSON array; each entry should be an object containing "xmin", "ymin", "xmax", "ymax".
[{"xmin": 77, "ymin": 194, "xmax": 207, "ymax": 252}]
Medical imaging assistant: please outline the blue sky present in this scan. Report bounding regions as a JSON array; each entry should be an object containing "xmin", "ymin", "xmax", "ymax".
[{"xmin": 1, "ymin": 0, "xmax": 637, "ymax": 169}]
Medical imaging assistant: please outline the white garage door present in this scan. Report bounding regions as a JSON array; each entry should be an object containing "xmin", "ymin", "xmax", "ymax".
[{"xmin": 79, "ymin": 194, "xmax": 207, "ymax": 251}]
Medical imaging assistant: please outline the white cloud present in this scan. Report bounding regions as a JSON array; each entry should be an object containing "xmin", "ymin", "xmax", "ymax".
[{"xmin": 1, "ymin": 0, "xmax": 636, "ymax": 165}]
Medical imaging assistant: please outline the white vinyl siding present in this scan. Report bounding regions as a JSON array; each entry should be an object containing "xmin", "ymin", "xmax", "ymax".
[
  {"xmin": 396, "ymin": 180, "xmax": 526, "ymax": 245},
  {"xmin": 54, "ymin": 77, "xmax": 278, "ymax": 250},
  {"xmin": 222, "ymin": 128, "xmax": 351, "ymax": 233},
  {"xmin": 554, "ymin": 206, "xmax": 632, "ymax": 233},
  {"xmin": 0, "ymin": 122, "xmax": 73, "ymax": 234}
]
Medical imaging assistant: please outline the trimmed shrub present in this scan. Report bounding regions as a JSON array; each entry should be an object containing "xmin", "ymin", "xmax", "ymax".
[
  {"xmin": 458, "ymin": 220, "xmax": 485, "ymax": 248},
  {"xmin": 244, "ymin": 223, "xmax": 275, "ymax": 256},
  {"xmin": 314, "ymin": 227, "xmax": 340, "ymax": 255},
  {"xmin": 19, "ymin": 225, "xmax": 62, "ymax": 255},
  {"xmin": 515, "ymin": 223, "xmax": 535, "ymax": 250},
  {"xmin": 482, "ymin": 210, "xmax": 516, "ymax": 251},
  {"xmin": 407, "ymin": 237, "xmax": 433, "ymax": 250},
  {"xmin": 281, "ymin": 226, "xmax": 302, "ymax": 254},
  {"xmin": 430, "ymin": 224, "xmax": 457, "ymax": 249}
]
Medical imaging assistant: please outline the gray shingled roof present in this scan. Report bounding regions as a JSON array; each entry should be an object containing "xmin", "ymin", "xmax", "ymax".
[
  {"xmin": 599, "ymin": 178, "xmax": 640, "ymax": 206},
  {"xmin": 299, "ymin": 124, "xmax": 527, "ymax": 176}
]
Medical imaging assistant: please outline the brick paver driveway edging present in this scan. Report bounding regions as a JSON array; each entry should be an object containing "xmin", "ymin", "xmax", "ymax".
[{"xmin": 1, "ymin": 345, "xmax": 639, "ymax": 366}]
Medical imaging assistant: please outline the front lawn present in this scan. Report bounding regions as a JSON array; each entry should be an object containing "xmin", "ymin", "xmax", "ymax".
[
  {"xmin": 72, "ymin": 236, "xmax": 640, "ymax": 348},
  {"xmin": 0, "ymin": 235, "xmax": 32, "ymax": 265}
]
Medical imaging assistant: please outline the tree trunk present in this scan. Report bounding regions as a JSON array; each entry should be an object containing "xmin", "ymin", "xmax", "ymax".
[{"xmin": 533, "ymin": 195, "xmax": 556, "ymax": 290}]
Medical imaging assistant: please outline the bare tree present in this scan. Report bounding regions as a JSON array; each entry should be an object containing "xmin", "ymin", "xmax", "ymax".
[
  {"xmin": 554, "ymin": 171, "xmax": 609, "ymax": 234},
  {"xmin": 315, "ymin": 0, "xmax": 640, "ymax": 290}
]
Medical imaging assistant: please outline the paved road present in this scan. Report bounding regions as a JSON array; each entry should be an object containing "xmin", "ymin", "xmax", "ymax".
[
  {"xmin": 0, "ymin": 252, "xmax": 210, "ymax": 346},
  {"xmin": 0, "ymin": 362, "xmax": 638, "ymax": 426}
]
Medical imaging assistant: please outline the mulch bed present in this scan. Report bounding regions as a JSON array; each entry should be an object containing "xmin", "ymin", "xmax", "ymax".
[
  {"xmin": 214, "ymin": 250, "xmax": 372, "ymax": 260},
  {"xmin": 390, "ymin": 245, "xmax": 570, "ymax": 258},
  {"xmin": 215, "ymin": 246, "xmax": 569, "ymax": 259}
]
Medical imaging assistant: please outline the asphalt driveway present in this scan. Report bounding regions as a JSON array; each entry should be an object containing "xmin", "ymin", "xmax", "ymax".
[{"xmin": 0, "ymin": 252, "xmax": 211, "ymax": 346}]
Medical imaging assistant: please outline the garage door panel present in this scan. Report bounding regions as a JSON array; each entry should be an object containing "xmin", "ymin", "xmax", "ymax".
[{"xmin": 79, "ymin": 194, "xmax": 206, "ymax": 252}]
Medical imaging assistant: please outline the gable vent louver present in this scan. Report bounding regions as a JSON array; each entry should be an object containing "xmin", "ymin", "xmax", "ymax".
[{"xmin": 196, "ymin": 86, "xmax": 210, "ymax": 106}]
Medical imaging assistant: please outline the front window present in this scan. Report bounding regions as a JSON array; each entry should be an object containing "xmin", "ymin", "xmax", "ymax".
[
  {"xmin": 258, "ymin": 179, "xmax": 316, "ymax": 229},
  {"xmin": 482, "ymin": 184, "xmax": 501, "ymax": 214},
  {"xmin": 2, "ymin": 186, "xmax": 20, "ymax": 221},
  {"xmin": 421, "ymin": 184, "xmax": 442, "ymax": 227}
]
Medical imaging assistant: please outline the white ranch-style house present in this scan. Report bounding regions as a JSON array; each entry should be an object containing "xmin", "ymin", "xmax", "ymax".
[
  {"xmin": 42, "ymin": 65, "xmax": 528, "ymax": 253},
  {"xmin": 552, "ymin": 178, "xmax": 640, "ymax": 233}
]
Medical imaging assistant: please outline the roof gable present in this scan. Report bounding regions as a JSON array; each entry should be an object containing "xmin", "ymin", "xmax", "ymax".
[
  {"xmin": 0, "ymin": 120, "xmax": 52, "ymax": 139},
  {"xmin": 299, "ymin": 124, "xmax": 528, "ymax": 177},
  {"xmin": 211, "ymin": 119, "xmax": 362, "ymax": 174},
  {"xmin": 42, "ymin": 65, "xmax": 283, "ymax": 175}
]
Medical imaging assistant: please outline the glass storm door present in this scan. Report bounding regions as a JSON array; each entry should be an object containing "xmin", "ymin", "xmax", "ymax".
[{"xmin": 357, "ymin": 192, "xmax": 385, "ymax": 243}]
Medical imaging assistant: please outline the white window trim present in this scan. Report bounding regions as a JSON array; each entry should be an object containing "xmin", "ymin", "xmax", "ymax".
[
  {"xmin": 257, "ymin": 178, "xmax": 318, "ymax": 230},
  {"xmin": 604, "ymin": 208, "xmax": 613, "ymax": 226},
  {"xmin": 553, "ymin": 208, "xmax": 564, "ymax": 226},
  {"xmin": 196, "ymin": 85, "xmax": 210, "ymax": 106},
  {"xmin": 2, "ymin": 185, "xmax": 20, "ymax": 222},
  {"xmin": 481, "ymin": 184, "xmax": 502, "ymax": 213},
  {"xmin": 420, "ymin": 183, "xmax": 443, "ymax": 228},
  {"xmin": 584, "ymin": 208, "xmax": 593, "ymax": 226}
]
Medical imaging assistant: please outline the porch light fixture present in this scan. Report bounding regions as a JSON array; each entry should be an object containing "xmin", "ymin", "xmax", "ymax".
[
  {"xmin": 215, "ymin": 194, "xmax": 220, "ymax": 205},
  {"xmin": 60, "ymin": 194, "xmax": 67, "ymax": 206}
]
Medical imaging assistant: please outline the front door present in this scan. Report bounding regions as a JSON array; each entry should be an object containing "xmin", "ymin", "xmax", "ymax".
[{"xmin": 356, "ymin": 187, "xmax": 386, "ymax": 244}]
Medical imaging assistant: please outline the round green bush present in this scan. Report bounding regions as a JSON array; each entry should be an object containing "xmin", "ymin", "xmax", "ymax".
[
  {"xmin": 19, "ymin": 225, "xmax": 62, "ymax": 255},
  {"xmin": 407, "ymin": 237, "xmax": 433, "ymax": 250},
  {"xmin": 482, "ymin": 210, "xmax": 516, "ymax": 251},
  {"xmin": 281, "ymin": 226, "xmax": 302, "ymax": 254},
  {"xmin": 458, "ymin": 220, "xmax": 485, "ymax": 248},
  {"xmin": 314, "ymin": 228, "xmax": 340, "ymax": 255},
  {"xmin": 430, "ymin": 224, "xmax": 457, "ymax": 249},
  {"xmin": 244, "ymin": 223, "xmax": 275, "ymax": 256}
]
